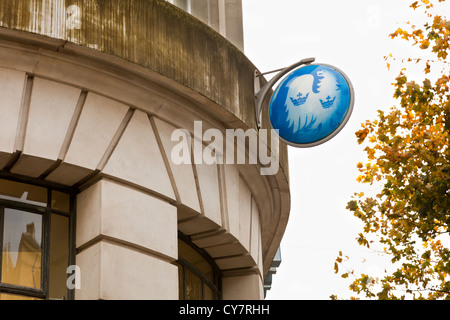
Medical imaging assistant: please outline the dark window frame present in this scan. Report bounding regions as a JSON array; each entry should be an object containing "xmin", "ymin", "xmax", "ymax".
[
  {"xmin": 177, "ymin": 232, "xmax": 222, "ymax": 300},
  {"xmin": 0, "ymin": 176, "xmax": 76, "ymax": 300}
]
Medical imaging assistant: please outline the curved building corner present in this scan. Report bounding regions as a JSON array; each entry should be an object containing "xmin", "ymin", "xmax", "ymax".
[{"xmin": 0, "ymin": 0, "xmax": 290, "ymax": 300}]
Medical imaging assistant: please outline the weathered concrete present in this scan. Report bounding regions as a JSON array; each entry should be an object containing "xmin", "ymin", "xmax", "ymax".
[{"xmin": 0, "ymin": 0, "xmax": 254, "ymax": 127}]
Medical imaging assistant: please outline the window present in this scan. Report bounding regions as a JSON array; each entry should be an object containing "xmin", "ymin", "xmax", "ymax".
[
  {"xmin": 0, "ymin": 178, "xmax": 75, "ymax": 300},
  {"xmin": 167, "ymin": 0, "xmax": 192, "ymax": 13},
  {"xmin": 176, "ymin": 233, "xmax": 221, "ymax": 300}
]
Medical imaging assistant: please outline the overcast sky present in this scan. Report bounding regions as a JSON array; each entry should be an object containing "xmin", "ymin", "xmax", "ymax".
[{"xmin": 242, "ymin": 0, "xmax": 449, "ymax": 300}]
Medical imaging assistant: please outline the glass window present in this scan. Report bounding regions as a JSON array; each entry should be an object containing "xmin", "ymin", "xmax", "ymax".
[
  {"xmin": 0, "ymin": 179, "xmax": 46, "ymax": 206},
  {"xmin": 49, "ymin": 214, "xmax": 70, "ymax": 299},
  {"xmin": 178, "ymin": 239, "xmax": 214, "ymax": 282},
  {"xmin": 1, "ymin": 209, "xmax": 42, "ymax": 289},
  {"xmin": 51, "ymin": 191, "xmax": 70, "ymax": 213},
  {"xmin": 186, "ymin": 269, "xmax": 202, "ymax": 300},
  {"xmin": 167, "ymin": 0, "xmax": 192, "ymax": 13},
  {"xmin": 203, "ymin": 283, "xmax": 214, "ymax": 300},
  {"xmin": 0, "ymin": 178, "xmax": 74, "ymax": 300},
  {"xmin": 176, "ymin": 236, "xmax": 221, "ymax": 300}
]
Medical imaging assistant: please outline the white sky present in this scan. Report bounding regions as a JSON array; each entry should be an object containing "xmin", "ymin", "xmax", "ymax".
[{"xmin": 242, "ymin": 0, "xmax": 449, "ymax": 300}]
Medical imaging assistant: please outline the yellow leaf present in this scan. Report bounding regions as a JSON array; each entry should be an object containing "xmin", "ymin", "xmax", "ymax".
[
  {"xmin": 420, "ymin": 39, "xmax": 430, "ymax": 49},
  {"xmin": 355, "ymin": 128, "xmax": 370, "ymax": 143}
]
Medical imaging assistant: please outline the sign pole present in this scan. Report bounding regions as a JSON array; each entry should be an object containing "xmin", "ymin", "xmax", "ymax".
[{"xmin": 254, "ymin": 57, "xmax": 316, "ymax": 129}]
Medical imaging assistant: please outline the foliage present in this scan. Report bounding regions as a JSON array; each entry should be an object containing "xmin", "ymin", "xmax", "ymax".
[{"xmin": 334, "ymin": 0, "xmax": 450, "ymax": 299}]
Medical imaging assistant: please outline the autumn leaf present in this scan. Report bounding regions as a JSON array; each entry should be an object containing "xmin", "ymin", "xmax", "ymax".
[
  {"xmin": 355, "ymin": 128, "xmax": 370, "ymax": 144},
  {"xmin": 410, "ymin": 1, "xmax": 420, "ymax": 9},
  {"xmin": 420, "ymin": 39, "xmax": 430, "ymax": 49}
]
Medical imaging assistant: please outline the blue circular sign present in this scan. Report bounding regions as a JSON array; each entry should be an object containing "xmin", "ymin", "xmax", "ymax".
[{"xmin": 269, "ymin": 64, "xmax": 354, "ymax": 147}]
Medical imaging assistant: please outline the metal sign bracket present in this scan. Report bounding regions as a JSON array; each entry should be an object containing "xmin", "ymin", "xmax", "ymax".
[{"xmin": 254, "ymin": 57, "xmax": 315, "ymax": 129}]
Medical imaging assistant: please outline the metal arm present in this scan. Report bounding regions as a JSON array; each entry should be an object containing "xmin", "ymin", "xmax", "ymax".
[{"xmin": 254, "ymin": 57, "xmax": 315, "ymax": 129}]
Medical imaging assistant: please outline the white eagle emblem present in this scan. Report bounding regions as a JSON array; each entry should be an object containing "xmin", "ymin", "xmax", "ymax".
[{"xmin": 284, "ymin": 69, "xmax": 342, "ymax": 134}]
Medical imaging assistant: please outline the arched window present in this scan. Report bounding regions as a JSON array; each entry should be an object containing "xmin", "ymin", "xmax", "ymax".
[
  {"xmin": 176, "ymin": 233, "xmax": 221, "ymax": 300},
  {"xmin": 0, "ymin": 178, "xmax": 75, "ymax": 300}
]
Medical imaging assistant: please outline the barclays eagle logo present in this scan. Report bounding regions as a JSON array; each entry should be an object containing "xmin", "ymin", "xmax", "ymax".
[{"xmin": 269, "ymin": 64, "xmax": 352, "ymax": 145}]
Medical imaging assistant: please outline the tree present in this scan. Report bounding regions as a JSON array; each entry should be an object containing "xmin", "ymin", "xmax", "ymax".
[{"xmin": 334, "ymin": 0, "xmax": 450, "ymax": 300}]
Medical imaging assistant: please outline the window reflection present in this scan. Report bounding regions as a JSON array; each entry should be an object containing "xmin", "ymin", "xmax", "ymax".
[
  {"xmin": 186, "ymin": 269, "xmax": 202, "ymax": 300},
  {"xmin": 0, "ymin": 178, "xmax": 74, "ymax": 300},
  {"xmin": 1, "ymin": 209, "xmax": 42, "ymax": 289}
]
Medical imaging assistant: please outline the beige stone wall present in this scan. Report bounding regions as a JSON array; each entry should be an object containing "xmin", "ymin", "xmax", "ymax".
[
  {"xmin": 0, "ymin": 0, "xmax": 290, "ymax": 300},
  {"xmin": 76, "ymin": 179, "xmax": 179, "ymax": 300}
]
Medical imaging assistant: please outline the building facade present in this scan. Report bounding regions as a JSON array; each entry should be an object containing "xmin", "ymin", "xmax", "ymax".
[{"xmin": 0, "ymin": 0, "xmax": 290, "ymax": 300}]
